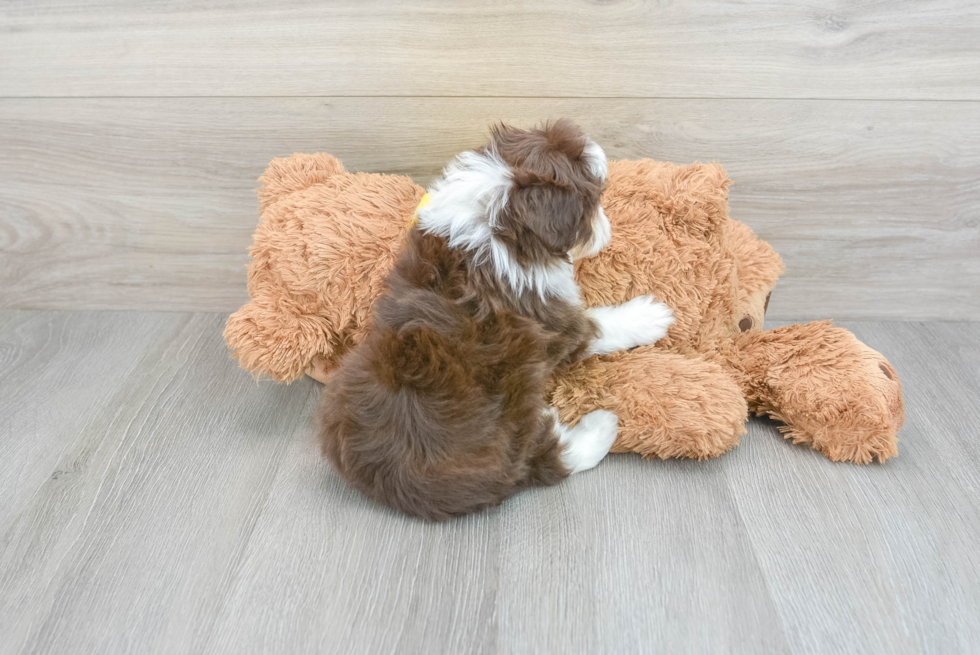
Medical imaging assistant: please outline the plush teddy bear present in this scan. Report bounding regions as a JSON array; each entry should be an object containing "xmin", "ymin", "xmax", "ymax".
[{"xmin": 225, "ymin": 152, "xmax": 905, "ymax": 464}]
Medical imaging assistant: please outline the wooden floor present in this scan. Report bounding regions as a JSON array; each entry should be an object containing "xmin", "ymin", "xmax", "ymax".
[{"xmin": 1, "ymin": 310, "xmax": 978, "ymax": 654}]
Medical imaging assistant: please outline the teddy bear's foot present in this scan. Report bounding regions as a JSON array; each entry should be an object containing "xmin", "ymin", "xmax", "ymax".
[
  {"xmin": 776, "ymin": 421, "xmax": 900, "ymax": 465},
  {"xmin": 551, "ymin": 349, "xmax": 747, "ymax": 460},
  {"xmin": 725, "ymin": 321, "xmax": 904, "ymax": 464}
]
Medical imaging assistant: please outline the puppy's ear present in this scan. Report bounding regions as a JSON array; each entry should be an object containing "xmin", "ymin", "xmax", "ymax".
[
  {"xmin": 497, "ymin": 172, "xmax": 585, "ymax": 258},
  {"xmin": 490, "ymin": 120, "xmax": 603, "ymax": 260}
]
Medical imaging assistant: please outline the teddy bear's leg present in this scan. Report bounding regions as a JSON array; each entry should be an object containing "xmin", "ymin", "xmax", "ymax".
[
  {"xmin": 718, "ymin": 321, "xmax": 904, "ymax": 463},
  {"xmin": 550, "ymin": 349, "xmax": 748, "ymax": 460}
]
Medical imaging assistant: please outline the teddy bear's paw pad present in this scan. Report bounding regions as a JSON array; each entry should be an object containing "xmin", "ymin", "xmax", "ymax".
[
  {"xmin": 555, "ymin": 409, "xmax": 619, "ymax": 474},
  {"xmin": 588, "ymin": 295, "xmax": 675, "ymax": 355}
]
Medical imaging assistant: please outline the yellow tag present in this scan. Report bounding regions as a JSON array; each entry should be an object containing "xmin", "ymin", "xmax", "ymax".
[{"xmin": 410, "ymin": 193, "xmax": 432, "ymax": 227}]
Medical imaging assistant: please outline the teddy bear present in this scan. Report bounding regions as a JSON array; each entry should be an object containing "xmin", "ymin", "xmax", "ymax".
[{"xmin": 224, "ymin": 152, "xmax": 905, "ymax": 464}]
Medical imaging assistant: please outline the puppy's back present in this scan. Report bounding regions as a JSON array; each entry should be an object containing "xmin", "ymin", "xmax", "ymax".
[{"xmin": 318, "ymin": 231, "xmax": 566, "ymax": 521}]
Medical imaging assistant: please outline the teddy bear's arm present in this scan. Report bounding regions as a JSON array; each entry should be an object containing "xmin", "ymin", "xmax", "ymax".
[{"xmin": 224, "ymin": 298, "xmax": 339, "ymax": 383}]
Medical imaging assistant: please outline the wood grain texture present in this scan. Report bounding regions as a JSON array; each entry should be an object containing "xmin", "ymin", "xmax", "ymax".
[
  {"xmin": 1, "ymin": 312, "xmax": 979, "ymax": 654},
  {"xmin": 1, "ymin": 97, "xmax": 978, "ymax": 319},
  {"xmin": 0, "ymin": 311, "xmax": 319, "ymax": 654},
  {"xmin": 0, "ymin": 311, "xmax": 180, "ymax": 537},
  {"xmin": 1, "ymin": 0, "xmax": 979, "ymax": 99},
  {"xmin": 728, "ymin": 320, "xmax": 980, "ymax": 655}
]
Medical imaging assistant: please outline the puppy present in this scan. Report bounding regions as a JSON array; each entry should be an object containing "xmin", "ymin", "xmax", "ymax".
[{"xmin": 318, "ymin": 120, "xmax": 674, "ymax": 521}]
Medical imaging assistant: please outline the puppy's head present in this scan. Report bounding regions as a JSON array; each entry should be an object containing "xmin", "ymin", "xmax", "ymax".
[
  {"xmin": 490, "ymin": 120, "xmax": 610, "ymax": 263},
  {"xmin": 419, "ymin": 120, "xmax": 610, "ymax": 262}
]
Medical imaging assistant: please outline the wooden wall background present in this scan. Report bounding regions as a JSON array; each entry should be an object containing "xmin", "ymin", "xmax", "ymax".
[{"xmin": 1, "ymin": 1, "xmax": 978, "ymax": 320}]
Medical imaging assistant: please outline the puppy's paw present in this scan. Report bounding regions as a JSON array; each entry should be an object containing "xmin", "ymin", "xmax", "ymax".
[
  {"xmin": 619, "ymin": 295, "xmax": 675, "ymax": 346},
  {"xmin": 559, "ymin": 409, "xmax": 619, "ymax": 474},
  {"xmin": 588, "ymin": 295, "xmax": 675, "ymax": 355}
]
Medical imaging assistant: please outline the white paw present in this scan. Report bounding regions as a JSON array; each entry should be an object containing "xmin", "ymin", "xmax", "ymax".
[
  {"xmin": 588, "ymin": 295, "xmax": 675, "ymax": 355},
  {"xmin": 558, "ymin": 409, "xmax": 619, "ymax": 474},
  {"xmin": 622, "ymin": 294, "xmax": 675, "ymax": 345}
]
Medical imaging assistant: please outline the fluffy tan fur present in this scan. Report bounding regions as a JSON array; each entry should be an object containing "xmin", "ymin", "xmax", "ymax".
[
  {"xmin": 225, "ymin": 153, "xmax": 904, "ymax": 464},
  {"xmin": 227, "ymin": 153, "xmax": 423, "ymax": 383}
]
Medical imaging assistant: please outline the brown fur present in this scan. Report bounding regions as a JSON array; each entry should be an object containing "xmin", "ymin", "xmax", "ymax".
[
  {"xmin": 225, "ymin": 150, "xmax": 905, "ymax": 467},
  {"xmin": 491, "ymin": 122, "xmax": 601, "ymax": 262},
  {"xmin": 317, "ymin": 123, "xmax": 603, "ymax": 521}
]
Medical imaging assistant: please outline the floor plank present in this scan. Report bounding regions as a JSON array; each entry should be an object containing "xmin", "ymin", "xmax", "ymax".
[
  {"xmin": 1, "ymin": 1, "xmax": 978, "ymax": 99},
  {"xmin": 1, "ymin": 98, "xmax": 977, "ymax": 320},
  {"xmin": 0, "ymin": 311, "xmax": 182, "ymax": 533},
  {"xmin": 0, "ymin": 312, "xmax": 319, "ymax": 654},
  {"xmin": 1, "ymin": 312, "xmax": 979, "ymax": 653},
  {"xmin": 205, "ymin": 432, "xmax": 790, "ymax": 654}
]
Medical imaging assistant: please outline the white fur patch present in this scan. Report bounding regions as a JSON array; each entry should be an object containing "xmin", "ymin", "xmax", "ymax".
[
  {"xmin": 582, "ymin": 138, "xmax": 609, "ymax": 181},
  {"xmin": 587, "ymin": 295, "xmax": 675, "ymax": 356},
  {"xmin": 570, "ymin": 139, "xmax": 610, "ymax": 260},
  {"xmin": 418, "ymin": 148, "xmax": 581, "ymax": 304},
  {"xmin": 547, "ymin": 407, "xmax": 618, "ymax": 474},
  {"xmin": 489, "ymin": 240, "xmax": 581, "ymax": 303},
  {"xmin": 569, "ymin": 204, "xmax": 612, "ymax": 261},
  {"xmin": 417, "ymin": 149, "xmax": 512, "ymax": 253}
]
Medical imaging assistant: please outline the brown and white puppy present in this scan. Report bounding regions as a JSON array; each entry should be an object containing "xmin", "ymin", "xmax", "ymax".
[{"xmin": 318, "ymin": 120, "xmax": 673, "ymax": 521}]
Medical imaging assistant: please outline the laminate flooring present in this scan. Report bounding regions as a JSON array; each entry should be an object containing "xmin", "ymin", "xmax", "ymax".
[{"xmin": 0, "ymin": 311, "xmax": 977, "ymax": 654}]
